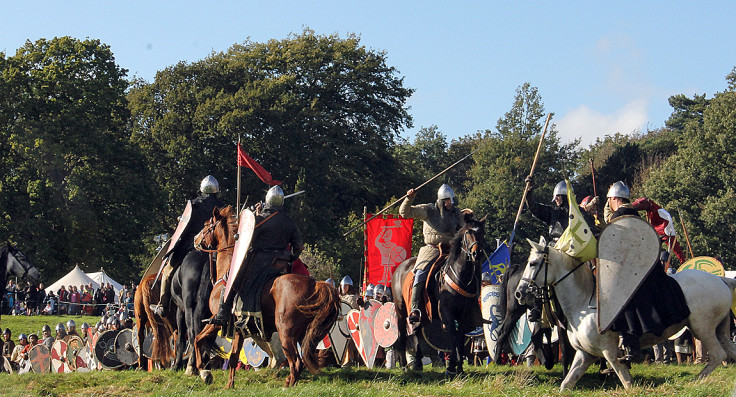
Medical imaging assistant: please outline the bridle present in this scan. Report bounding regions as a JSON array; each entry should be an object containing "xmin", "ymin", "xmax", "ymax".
[
  {"xmin": 194, "ymin": 216, "xmax": 236, "ymax": 286},
  {"xmin": 519, "ymin": 245, "xmax": 587, "ymax": 308},
  {"xmin": 442, "ymin": 226, "xmax": 485, "ymax": 298}
]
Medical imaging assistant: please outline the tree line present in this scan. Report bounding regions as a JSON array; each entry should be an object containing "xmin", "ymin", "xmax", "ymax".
[{"xmin": 2, "ymin": 31, "xmax": 734, "ymax": 284}]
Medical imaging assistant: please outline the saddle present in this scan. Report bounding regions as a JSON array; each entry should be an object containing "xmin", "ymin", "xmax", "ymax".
[{"xmin": 401, "ymin": 245, "xmax": 449, "ymax": 323}]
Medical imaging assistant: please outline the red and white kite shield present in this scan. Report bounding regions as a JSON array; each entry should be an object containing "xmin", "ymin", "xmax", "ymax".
[{"xmin": 222, "ymin": 209, "xmax": 256, "ymax": 303}]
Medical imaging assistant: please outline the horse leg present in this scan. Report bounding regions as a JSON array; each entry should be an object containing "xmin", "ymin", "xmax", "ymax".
[
  {"xmin": 226, "ymin": 332, "xmax": 244, "ymax": 389},
  {"xmin": 692, "ymin": 324, "xmax": 728, "ymax": 378},
  {"xmin": 279, "ymin": 327, "xmax": 303, "ymax": 387},
  {"xmin": 599, "ymin": 346, "xmax": 633, "ymax": 389},
  {"xmin": 560, "ymin": 349, "xmax": 598, "ymax": 390},
  {"xmin": 716, "ymin": 316, "xmax": 736, "ymax": 362},
  {"xmin": 173, "ymin": 308, "xmax": 186, "ymax": 370}
]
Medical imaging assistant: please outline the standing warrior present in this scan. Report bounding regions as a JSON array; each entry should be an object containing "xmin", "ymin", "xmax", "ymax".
[
  {"xmin": 153, "ymin": 175, "xmax": 224, "ymax": 316},
  {"xmin": 399, "ymin": 184, "xmax": 463, "ymax": 324},
  {"xmin": 209, "ymin": 185, "xmax": 304, "ymax": 325}
]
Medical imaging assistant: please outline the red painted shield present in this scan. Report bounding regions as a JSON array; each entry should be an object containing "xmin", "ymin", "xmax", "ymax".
[
  {"xmin": 373, "ymin": 302, "xmax": 399, "ymax": 348},
  {"xmin": 358, "ymin": 299, "xmax": 383, "ymax": 369},
  {"xmin": 29, "ymin": 344, "xmax": 51, "ymax": 373},
  {"xmin": 165, "ymin": 200, "xmax": 193, "ymax": 257},
  {"xmin": 51, "ymin": 340, "xmax": 71, "ymax": 373},
  {"xmin": 222, "ymin": 209, "xmax": 256, "ymax": 303},
  {"xmin": 346, "ymin": 309, "xmax": 363, "ymax": 363}
]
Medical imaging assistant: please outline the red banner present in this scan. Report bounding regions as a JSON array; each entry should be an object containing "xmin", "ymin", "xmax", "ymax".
[
  {"xmin": 364, "ymin": 214, "xmax": 413, "ymax": 289},
  {"xmin": 237, "ymin": 143, "xmax": 281, "ymax": 186}
]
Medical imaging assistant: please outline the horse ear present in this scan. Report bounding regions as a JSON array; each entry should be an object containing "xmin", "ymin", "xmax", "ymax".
[
  {"xmin": 538, "ymin": 236, "xmax": 547, "ymax": 247},
  {"xmin": 479, "ymin": 214, "xmax": 488, "ymax": 223},
  {"xmin": 527, "ymin": 238, "xmax": 541, "ymax": 251}
]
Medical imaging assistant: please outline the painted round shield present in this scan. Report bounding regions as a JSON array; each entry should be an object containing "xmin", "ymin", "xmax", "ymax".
[
  {"xmin": 373, "ymin": 302, "xmax": 399, "ymax": 348},
  {"xmin": 29, "ymin": 344, "xmax": 51, "ymax": 373},
  {"xmin": 51, "ymin": 339, "xmax": 71, "ymax": 373},
  {"xmin": 115, "ymin": 329, "xmax": 139, "ymax": 365},
  {"xmin": 66, "ymin": 336, "xmax": 85, "ymax": 370},
  {"xmin": 94, "ymin": 330, "xmax": 123, "ymax": 369},
  {"xmin": 243, "ymin": 337, "xmax": 267, "ymax": 367},
  {"xmin": 678, "ymin": 256, "xmax": 725, "ymax": 277}
]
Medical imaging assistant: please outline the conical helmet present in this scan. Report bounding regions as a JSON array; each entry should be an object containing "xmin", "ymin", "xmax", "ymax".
[
  {"xmin": 265, "ymin": 185, "xmax": 284, "ymax": 206},
  {"xmin": 340, "ymin": 275, "xmax": 353, "ymax": 287},
  {"xmin": 607, "ymin": 181, "xmax": 630, "ymax": 200},
  {"xmin": 437, "ymin": 184, "xmax": 455, "ymax": 203},
  {"xmin": 552, "ymin": 181, "xmax": 568, "ymax": 201},
  {"xmin": 200, "ymin": 175, "xmax": 220, "ymax": 194}
]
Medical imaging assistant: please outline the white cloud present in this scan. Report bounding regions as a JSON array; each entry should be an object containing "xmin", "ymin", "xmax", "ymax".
[{"xmin": 556, "ymin": 99, "xmax": 649, "ymax": 147}]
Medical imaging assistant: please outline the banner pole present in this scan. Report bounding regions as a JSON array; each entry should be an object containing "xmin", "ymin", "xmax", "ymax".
[
  {"xmin": 237, "ymin": 136, "xmax": 242, "ymax": 218},
  {"xmin": 361, "ymin": 206, "xmax": 367, "ymax": 295}
]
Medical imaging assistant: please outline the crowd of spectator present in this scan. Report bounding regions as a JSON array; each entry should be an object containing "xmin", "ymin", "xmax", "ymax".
[{"xmin": 2, "ymin": 280, "xmax": 136, "ymax": 317}]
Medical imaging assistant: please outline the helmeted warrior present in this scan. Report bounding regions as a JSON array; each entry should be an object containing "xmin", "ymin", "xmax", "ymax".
[
  {"xmin": 526, "ymin": 179, "xmax": 570, "ymax": 244},
  {"xmin": 364, "ymin": 283, "xmax": 375, "ymax": 300},
  {"xmin": 153, "ymin": 175, "xmax": 225, "ymax": 316},
  {"xmin": 55, "ymin": 323, "xmax": 68, "ymax": 342},
  {"xmin": 606, "ymin": 181, "xmax": 690, "ymax": 363},
  {"xmin": 80, "ymin": 323, "xmax": 90, "ymax": 343},
  {"xmin": 399, "ymin": 183, "xmax": 463, "ymax": 323},
  {"xmin": 66, "ymin": 319, "xmax": 79, "ymax": 338},
  {"xmin": 325, "ymin": 278, "xmax": 335, "ymax": 287},
  {"xmin": 208, "ymin": 185, "xmax": 303, "ymax": 326},
  {"xmin": 339, "ymin": 275, "xmax": 359, "ymax": 308},
  {"xmin": 41, "ymin": 324, "xmax": 54, "ymax": 349}
]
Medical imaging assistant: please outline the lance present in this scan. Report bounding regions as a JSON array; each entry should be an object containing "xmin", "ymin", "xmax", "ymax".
[
  {"xmin": 589, "ymin": 158, "xmax": 598, "ymax": 197},
  {"xmin": 342, "ymin": 146, "xmax": 482, "ymax": 237},
  {"xmin": 679, "ymin": 212, "xmax": 695, "ymax": 259},
  {"xmin": 237, "ymin": 136, "xmax": 242, "ymax": 219},
  {"xmin": 507, "ymin": 113, "xmax": 553, "ymax": 251}
]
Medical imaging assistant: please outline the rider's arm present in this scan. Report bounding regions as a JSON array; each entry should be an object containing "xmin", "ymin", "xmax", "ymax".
[{"xmin": 399, "ymin": 189, "xmax": 429, "ymax": 220}]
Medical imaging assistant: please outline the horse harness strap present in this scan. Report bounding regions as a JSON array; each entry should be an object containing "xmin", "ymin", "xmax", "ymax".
[{"xmin": 442, "ymin": 272, "xmax": 476, "ymax": 298}]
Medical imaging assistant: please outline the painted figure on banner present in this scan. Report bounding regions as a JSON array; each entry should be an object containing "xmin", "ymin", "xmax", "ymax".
[{"xmin": 375, "ymin": 221, "xmax": 409, "ymax": 285}]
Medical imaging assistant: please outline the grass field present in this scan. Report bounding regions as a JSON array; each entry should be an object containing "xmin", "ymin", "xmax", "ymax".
[
  {"xmin": 0, "ymin": 314, "xmax": 100, "ymax": 336},
  {"xmin": 1, "ymin": 316, "xmax": 734, "ymax": 396}
]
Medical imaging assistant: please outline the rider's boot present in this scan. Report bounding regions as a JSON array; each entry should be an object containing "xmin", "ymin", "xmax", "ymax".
[
  {"xmin": 205, "ymin": 293, "xmax": 231, "ymax": 326},
  {"xmin": 408, "ymin": 282, "xmax": 424, "ymax": 324},
  {"xmin": 150, "ymin": 273, "xmax": 172, "ymax": 317}
]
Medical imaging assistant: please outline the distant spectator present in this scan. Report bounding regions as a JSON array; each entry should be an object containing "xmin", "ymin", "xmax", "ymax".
[
  {"xmin": 1, "ymin": 329, "xmax": 14, "ymax": 364},
  {"xmin": 69, "ymin": 286, "xmax": 81, "ymax": 315}
]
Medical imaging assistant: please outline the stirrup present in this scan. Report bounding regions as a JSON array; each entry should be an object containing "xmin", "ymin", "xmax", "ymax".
[
  {"xmin": 408, "ymin": 309, "xmax": 422, "ymax": 323},
  {"xmin": 149, "ymin": 304, "xmax": 163, "ymax": 316}
]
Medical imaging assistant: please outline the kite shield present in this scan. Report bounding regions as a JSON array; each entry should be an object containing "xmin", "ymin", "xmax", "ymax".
[
  {"xmin": 29, "ymin": 344, "xmax": 51, "ymax": 373},
  {"xmin": 597, "ymin": 215, "xmax": 660, "ymax": 332},
  {"xmin": 222, "ymin": 209, "xmax": 256, "ymax": 303}
]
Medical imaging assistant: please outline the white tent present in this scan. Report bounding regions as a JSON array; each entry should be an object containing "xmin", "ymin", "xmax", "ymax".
[
  {"xmin": 45, "ymin": 265, "xmax": 99, "ymax": 295},
  {"xmin": 87, "ymin": 268, "xmax": 124, "ymax": 303}
]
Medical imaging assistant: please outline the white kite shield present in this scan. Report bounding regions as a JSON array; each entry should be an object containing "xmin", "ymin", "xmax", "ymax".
[
  {"xmin": 222, "ymin": 209, "xmax": 256, "ymax": 302},
  {"xmin": 597, "ymin": 215, "xmax": 660, "ymax": 333}
]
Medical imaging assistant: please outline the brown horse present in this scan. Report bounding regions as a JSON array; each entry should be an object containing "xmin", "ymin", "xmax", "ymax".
[
  {"xmin": 134, "ymin": 274, "xmax": 176, "ymax": 369},
  {"xmin": 193, "ymin": 206, "xmax": 340, "ymax": 388}
]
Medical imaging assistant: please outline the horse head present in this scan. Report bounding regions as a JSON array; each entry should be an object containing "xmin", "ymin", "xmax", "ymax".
[
  {"xmin": 194, "ymin": 206, "xmax": 236, "ymax": 251},
  {"xmin": 514, "ymin": 239, "xmax": 548, "ymax": 307},
  {"xmin": 3, "ymin": 243, "xmax": 40, "ymax": 283}
]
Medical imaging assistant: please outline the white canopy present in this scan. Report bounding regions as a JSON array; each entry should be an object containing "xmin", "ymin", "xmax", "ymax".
[
  {"xmin": 87, "ymin": 268, "xmax": 124, "ymax": 303},
  {"xmin": 45, "ymin": 265, "xmax": 99, "ymax": 295}
]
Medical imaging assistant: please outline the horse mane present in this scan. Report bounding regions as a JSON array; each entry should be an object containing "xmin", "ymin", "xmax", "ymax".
[{"xmin": 546, "ymin": 245, "xmax": 596, "ymax": 293}]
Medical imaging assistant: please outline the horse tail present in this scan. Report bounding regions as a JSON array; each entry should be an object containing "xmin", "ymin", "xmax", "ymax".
[
  {"xmin": 296, "ymin": 281, "xmax": 340, "ymax": 374},
  {"xmin": 140, "ymin": 275, "xmax": 175, "ymax": 365}
]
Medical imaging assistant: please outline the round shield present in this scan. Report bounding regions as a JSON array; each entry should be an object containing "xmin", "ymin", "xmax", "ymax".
[
  {"xmin": 51, "ymin": 339, "xmax": 71, "ymax": 373},
  {"xmin": 678, "ymin": 256, "xmax": 725, "ymax": 277},
  {"xmin": 66, "ymin": 336, "xmax": 85, "ymax": 371},
  {"xmin": 29, "ymin": 344, "xmax": 51, "ymax": 373},
  {"xmin": 76, "ymin": 346, "xmax": 93, "ymax": 372},
  {"xmin": 373, "ymin": 302, "xmax": 399, "ymax": 348},
  {"xmin": 242, "ymin": 337, "xmax": 267, "ymax": 367},
  {"xmin": 131, "ymin": 326, "xmax": 140, "ymax": 356},
  {"xmin": 114, "ymin": 329, "xmax": 139, "ymax": 365},
  {"xmin": 94, "ymin": 330, "xmax": 123, "ymax": 370},
  {"xmin": 140, "ymin": 328, "xmax": 154, "ymax": 358}
]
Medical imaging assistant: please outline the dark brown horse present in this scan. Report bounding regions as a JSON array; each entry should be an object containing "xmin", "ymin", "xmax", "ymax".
[
  {"xmin": 391, "ymin": 212, "xmax": 486, "ymax": 376},
  {"xmin": 193, "ymin": 206, "xmax": 340, "ymax": 388}
]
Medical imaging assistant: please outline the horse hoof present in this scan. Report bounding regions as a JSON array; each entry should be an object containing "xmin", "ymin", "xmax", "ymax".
[
  {"xmin": 185, "ymin": 366, "xmax": 195, "ymax": 376},
  {"xmin": 200, "ymin": 370, "xmax": 213, "ymax": 384}
]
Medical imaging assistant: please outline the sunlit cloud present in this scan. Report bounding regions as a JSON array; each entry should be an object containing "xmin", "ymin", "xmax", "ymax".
[{"xmin": 556, "ymin": 99, "xmax": 649, "ymax": 147}]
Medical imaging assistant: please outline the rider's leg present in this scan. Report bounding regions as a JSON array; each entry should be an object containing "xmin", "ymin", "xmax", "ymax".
[
  {"xmin": 409, "ymin": 268, "xmax": 428, "ymax": 323},
  {"xmin": 151, "ymin": 263, "xmax": 173, "ymax": 316}
]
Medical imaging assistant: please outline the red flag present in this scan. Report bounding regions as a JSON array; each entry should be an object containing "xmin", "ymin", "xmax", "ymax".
[
  {"xmin": 632, "ymin": 197, "xmax": 686, "ymax": 263},
  {"xmin": 237, "ymin": 143, "xmax": 281, "ymax": 186},
  {"xmin": 364, "ymin": 214, "xmax": 413, "ymax": 288}
]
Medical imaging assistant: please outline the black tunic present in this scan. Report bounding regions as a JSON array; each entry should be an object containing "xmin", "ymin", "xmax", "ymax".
[
  {"xmin": 170, "ymin": 193, "xmax": 224, "ymax": 267},
  {"xmin": 609, "ymin": 206, "xmax": 690, "ymax": 337}
]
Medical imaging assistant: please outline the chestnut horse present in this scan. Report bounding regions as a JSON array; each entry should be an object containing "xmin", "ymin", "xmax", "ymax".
[{"xmin": 193, "ymin": 206, "xmax": 340, "ymax": 388}]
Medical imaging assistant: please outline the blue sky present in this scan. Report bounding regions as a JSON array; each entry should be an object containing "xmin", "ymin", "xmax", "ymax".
[{"xmin": 3, "ymin": 2, "xmax": 734, "ymax": 147}]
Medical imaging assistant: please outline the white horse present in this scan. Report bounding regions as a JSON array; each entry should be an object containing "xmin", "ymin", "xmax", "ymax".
[{"xmin": 515, "ymin": 239, "xmax": 736, "ymax": 390}]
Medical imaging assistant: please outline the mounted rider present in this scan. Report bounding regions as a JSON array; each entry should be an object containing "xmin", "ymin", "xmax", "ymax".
[
  {"xmin": 605, "ymin": 181, "xmax": 690, "ymax": 363},
  {"xmin": 153, "ymin": 175, "xmax": 224, "ymax": 316},
  {"xmin": 399, "ymin": 183, "xmax": 463, "ymax": 324},
  {"xmin": 208, "ymin": 185, "xmax": 304, "ymax": 326}
]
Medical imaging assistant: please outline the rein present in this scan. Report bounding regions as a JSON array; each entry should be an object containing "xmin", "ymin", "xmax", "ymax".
[
  {"xmin": 522, "ymin": 245, "xmax": 587, "ymax": 321},
  {"xmin": 442, "ymin": 229, "xmax": 483, "ymax": 298}
]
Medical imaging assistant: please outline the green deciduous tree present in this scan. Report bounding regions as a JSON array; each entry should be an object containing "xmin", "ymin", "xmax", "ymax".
[{"xmin": 0, "ymin": 37, "xmax": 156, "ymax": 282}]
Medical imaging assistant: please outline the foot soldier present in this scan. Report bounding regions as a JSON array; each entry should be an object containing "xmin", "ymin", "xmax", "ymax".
[
  {"xmin": 208, "ymin": 185, "xmax": 303, "ymax": 326},
  {"xmin": 399, "ymin": 184, "xmax": 463, "ymax": 324},
  {"xmin": 152, "ymin": 175, "xmax": 224, "ymax": 316}
]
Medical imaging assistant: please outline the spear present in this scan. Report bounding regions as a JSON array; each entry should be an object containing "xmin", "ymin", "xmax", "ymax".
[
  {"xmin": 679, "ymin": 212, "xmax": 695, "ymax": 259},
  {"xmin": 508, "ymin": 113, "xmax": 553, "ymax": 250},
  {"xmin": 342, "ymin": 146, "xmax": 482, "ymax": 237}
]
